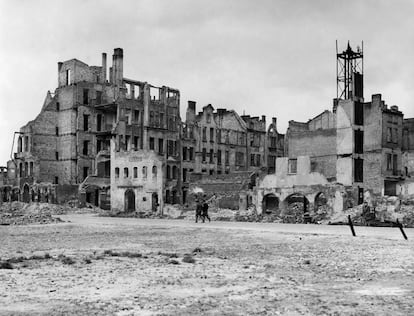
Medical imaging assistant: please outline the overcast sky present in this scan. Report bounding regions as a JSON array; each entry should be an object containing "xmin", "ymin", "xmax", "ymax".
[{"xmin": 1, "ymin": 0, "xmax": 413, "ymax": 164}]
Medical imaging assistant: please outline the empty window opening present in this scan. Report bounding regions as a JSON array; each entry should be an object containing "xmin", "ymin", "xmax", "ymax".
[
  {"xmin": 354, "ymin": 158, "xmax": 363, "ymax": 182},
  {"xmin": 55, "ymin": 126, "xmax": 59, "ymax": 136},
  {"xmin": 152, "ymin": 166, "xmax": 157, "ymax": 178},
  {"xmin": 354, "ymin": 102, "xmax": 364, "ymax": 125},
  {"xmin": 354, "ymin": 130, "xmax": 364, "ymax": 154},
  {"xmin": 133, "ymin": 167, "xmax": 138, "ymax": 178},
  {"xmin": 167, "ymin": 165, "xmax": 171, "ymax": 179},
  {"xmin": 29, "ymin": 162, "xmax": 33, "ymax": 176},
  {"xmin": 115, "ymin": 167, "xmax": 120, "ymax": 178},
  {"xmin": 217, "ymin": 150, "xmax": 222, "ymax": 165},
  {"xmin": 202, "ymin": 148, "xmax": 206, "ymax": 162},
  {"xmin": 65, "ymin": 69, "xmax": 71, "ymax": 85},
  {"xmin": 134, "ymin": 110, "xmax": 140, "ymax": 124},
  {"xmin": 83, "ymin": 89, "xmax": 89, "ymax": 105},
  {"xmin": 97, "ymin": 114, "xmax": 102, "ymax": 131},
  {"xmin": 96, "ymin": 91, "xmax": 102, "ymax": 104},
  {"xmin": 124, "ymin": 167, "xmax": 129, "ymax": 178},
  {"xmin": 83, "ymin": 114, "xmax": 89, "ymax": 131},
  {"xmin": 83, "ymin": 141, "xmax": 89, "ymax": 155},
  {"xmin": 210, "ymin": 149, "xmax": 214, "ymax": 163},
  {"xmin": 210, "ymin": 128, "xmax": 214, "ymax": 142},
  {"xmin": 55, "ymin": 151, "xmax": 59, "ymax": 160},
  {"xmin": 149, "ymin": 137, "xmax": 155, "ymax": 150},
  {"xmin": 288, "ymin": 159, "xmax": 297, "ymax": 174},
  {"xmin": 134, "ymin": 136, "xmax": 140, "ymax": 150},
  {"xmin": 56, "ymin": 102, "xmax": 60, "ymax": 111},
  {"xmin": 158, "ymin": 138, "xmax": 164, "ymax": 154},
  {"xmin": 83, "ymin": 167, "xmax": 89, "ymax": 180},
  {"xmin": 55, "ymin": 176, "xmax": 59, "ymax": 184},
  {"xmin": 142, "ymin": 166, "xmax": 147, "ymax": 179},
  {"xmin": 125, "ymin": 135, "xmax": 131, "ymax": 151}
]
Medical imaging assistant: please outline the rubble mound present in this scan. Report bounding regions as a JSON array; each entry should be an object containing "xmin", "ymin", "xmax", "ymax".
[
  {"xmin": 0, "ymin": 202, "xmax": 64, "ymax": 225},
  {"xmin": 0, "ymin": 201, "xmax": 104, "ymax": 225}
]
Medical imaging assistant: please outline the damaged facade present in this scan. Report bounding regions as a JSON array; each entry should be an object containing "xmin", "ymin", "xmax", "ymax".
[{"xmin": 2, "ymin": 43, "xmax": 414, "ymax": 217}]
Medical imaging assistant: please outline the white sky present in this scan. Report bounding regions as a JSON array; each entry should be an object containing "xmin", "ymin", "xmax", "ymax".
[{"xmin": 1, "ymin": 0, "xmax": 414, "ymax": 165}]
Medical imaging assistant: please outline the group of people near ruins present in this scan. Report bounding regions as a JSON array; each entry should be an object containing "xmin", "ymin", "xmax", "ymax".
[{"xmin": 195, "ymin": 198, "xmax": 211, "ymax": 223}]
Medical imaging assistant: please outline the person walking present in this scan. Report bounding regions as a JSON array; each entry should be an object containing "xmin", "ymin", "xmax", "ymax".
[
  {"xmin": 195, "ymin": 201, "xmax": 203, "ymax": 223},
  {"xmin": 202, "ymin": 200, "xmax": 211, "ymax": 222}
]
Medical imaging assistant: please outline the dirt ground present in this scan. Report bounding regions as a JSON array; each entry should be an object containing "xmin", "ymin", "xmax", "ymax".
[{"xmin": 0, "ymin": 214, "xmax": 413, "ymax": 315}]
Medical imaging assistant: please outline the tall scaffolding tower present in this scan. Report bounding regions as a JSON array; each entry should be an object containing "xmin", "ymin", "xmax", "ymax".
[{"xmin": 336, "ymin": 41, "xmax": 364, "ymax": 100}]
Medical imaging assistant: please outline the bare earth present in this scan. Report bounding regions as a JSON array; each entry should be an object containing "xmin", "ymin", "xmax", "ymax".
[{"xmin": 0, "ymin": 214, "xmax": 413, "ymax": 315}]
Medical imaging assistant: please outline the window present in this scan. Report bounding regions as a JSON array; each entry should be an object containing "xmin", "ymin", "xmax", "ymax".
[
  {"xmin": 392, "ymin": 128, "xmax": 398, "ymax": 143},
  {"xmin": 210, "ymin": 149, "xmax": 214, "ymax": 163},
  {"xmin": 56, "ymin": 102, "xmax": 60, "ymax": 111},
  {"xmin": 354, "ymin": 101, "xmax": 364, "ymax": 125},
  {"xmin": 210, "ymin": 128, "xmax": 214, "ymax": 142},
  {"xmin": 202, "ymin": 148, "xmax": 206, "ymax": 162},
  {"xmin": 173, "ymin": 166, "xmax": 178, "ymax": 179},
  {"xmin": 167, "ymin": 140, "xmax": 174, "ymax": 156},
  {"xmin": 216, "ymin": 130, "xmax": 221, "ymax": 143},
  {"xmin": 134, "ymin": 137, "xmax": 139, "ymax": 150},
  {"xmin": 183, "ymin": 147, "xmax": 187, "ymax": 160},
  {"xmin": 83, "ymin": 167, "xmax": 89, "ymax": 180},
  {"xmin": 149, "ymin": 137, "xmax": 155, "ymax": 150},
  {"xmin": 393, "ymin": 154, "xmax": 398, "ymax": 173},
  {"xmin": 217, "ymin": 150, "xmax": 222, "ymax": 165},
  {"xmin": 142, "ymin": 166, "xmax": 147, "ymax": 179},
  {"xmin": 83, "ymin": 114, "xmax": 89, "ymax": 131},
  {"xmin": 387, "ymin": 127, "xmax": 392, "ymax": 142},
  {"xmin": 125, "ymin": 135, "xmax": 130, "ymax": 151},
  {"xmin": 189, "ymin": 147, "xmax": 194, "ymax": 161},
  {"xmin": 209, "ymin": 169, "xmax": 214, "ymax": 175},
  {"xmin": 159, "ymin": 113, "xmax": 164, "ymax": 128},
  {"xmin": 96, "ymin": 91, "xmax": 102, "ymax": 104},
  {"xmin": 251, "ymin": 154, "xmax": 255, "ymax": 166},
  {"xmin": 19, "ymin": 163, "xmax": 23, "ymax": 177},
  {"xmin": 354, "ymin": 130, "xmax": 364, "ymax": 154},
  {"xmin": 83, "ymin": 89, "xmax": 89, "ymax": 105},
  {"xmin": 54, "ymin": 176, "xmax": 59, "ymax": 184},
  {"xmin": 150, "ymin": 112, "xmax": 154, "ymax": 125},
  {"xmin": 23, "ymin": 136, "xmax": 29, "ymax": 152},
  {"xmin": 158, "ymin": 139, "xmax": 164, "ymax": 154},
  {"xmin": 55, "ymin": 152, "xmax": 59, "ymax": 160},
  {"xmin": 288, "ymin": 159, "xmax": 297, "ymax": 174},
  {"xmin": 24, "ymin": 162, "xmax": 28, "ymax": 177},
  {"xmin": 123, "ymin": 167, "xmax": 129, "ymax": 178},
  {"xmin": 225, "ymin": 150, "xmax": 229, "ymax": 165},
  {"xmin": 29, "ymin": 162, "xmax": 33, "ymax": 176},
  {"xmin": 134, "ymin": 110, "xmax": 140, "ymax": 124},
  {"xmin": 97, "ymin": 114, "xmax": 102, "ymax": 131},
  {"xmin": 207, "ymin": 114, "xmax": 211, "ymax": 123},
  {"xmin": 115, "ymin": 167, "xmax": 120, "ymax": 178},
  {"xmin": 236, "ymin": 152, "xmax": 245, "ymax": 166},
  {"xmin": 65, "ymin": 69, "xmax": 70, "ymax": 85},
  {"xmin": 270, "ymin": 136, "xmax": 277, "ymax": 148},
  {"xmin": 354, "ymin": 158, "xmax": 363, "ymax": 182},
  {"xmin": 152, "ymin": 166, "xmax": 157, "ymax": 178},
  {"xmin": 167, "ymin": 165, "xmax": 171, "ymax": 179},
  {"xmin": 202, "ymin": 127, "xmax": 207, "ymax": 141},
  {"xmin": 133, "ymin": 167, "xmax": 138, "ymax": 178},
  {"xmin": 183, "ymin": 168, "xmax": 187, "ymax": 182},
  {"xmin": 83, "ymin": 141, "xmax": 89, "ymax": 155},
  {"xmin": 256, "ymin": 154, "xmax": 261, "ymax": 167}
]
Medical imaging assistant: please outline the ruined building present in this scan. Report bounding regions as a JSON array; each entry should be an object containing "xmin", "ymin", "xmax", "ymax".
[
  {"xmin": 257, "ymin": 42, "xmax": 414, "ymax": 216},
  {"xmin": 2, "ymin": 48, "xmax": 285, "ymax": 211},
  {"xmin": 4, "ymin": 48, "xmax": 181, "ymax": 210},
  {"xmin": 181, "ymin": 102, "xmax": 284, "ymax": 208}
]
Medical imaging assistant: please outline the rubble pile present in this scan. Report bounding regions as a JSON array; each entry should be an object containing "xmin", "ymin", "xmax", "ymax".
[
  {"xmin": 280, "ymin": 202, "xmax": 306, "ymax": 223},
  {"xmin": 0, "ymin": 201, "xmax": 104, "ymax": 225},
  {"xmin": 0, "ymin": 202, "xmax": 64, "ymax": 225}
]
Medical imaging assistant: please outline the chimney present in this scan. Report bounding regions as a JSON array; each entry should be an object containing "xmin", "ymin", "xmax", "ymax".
[
  {"xmin": 186, "ymin": 101, "xmax": 196, "ymax": 122},
  {"xmin": 112, "ymin": 48, "xmax": 123, "ymax": 86},
  {"xmin": 58, "ymin": 62, "xmax": 63, "ymax": 72},
  {"xmin": 272, "ymin": 117, "xmax": 277, "ymax": 126},
  {"xmin": 101, "ymin": 53, "xmax": 107, "ymax": 83},
  {"xmin": 261, "ymin": 115, "xmax": 266, "ymax": 122}
]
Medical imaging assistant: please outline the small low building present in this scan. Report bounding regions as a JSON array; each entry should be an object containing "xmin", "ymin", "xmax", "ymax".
[{"xmin": 110, "ymin": 139, "xmax": 164, "ymax": 214}]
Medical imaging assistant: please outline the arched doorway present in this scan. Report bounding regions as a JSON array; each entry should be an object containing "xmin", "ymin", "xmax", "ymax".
[
  {"xmin": 314, "ymin": 192, "xmax": 327, "ymax": 210},
  {"xmin": 282, "ymin": 193, "xmax": 310, "ymax": 223},
  {"xmin": 125, "ymin": 189, "xmax": 135, "ymax": 212},
  {"xmin": 262, "ymin": 193, "xmax": 279, "ymax": 213},
  {"xmin": 22, "ymin": 184, "xmax": 30, "ymax": 203}
]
